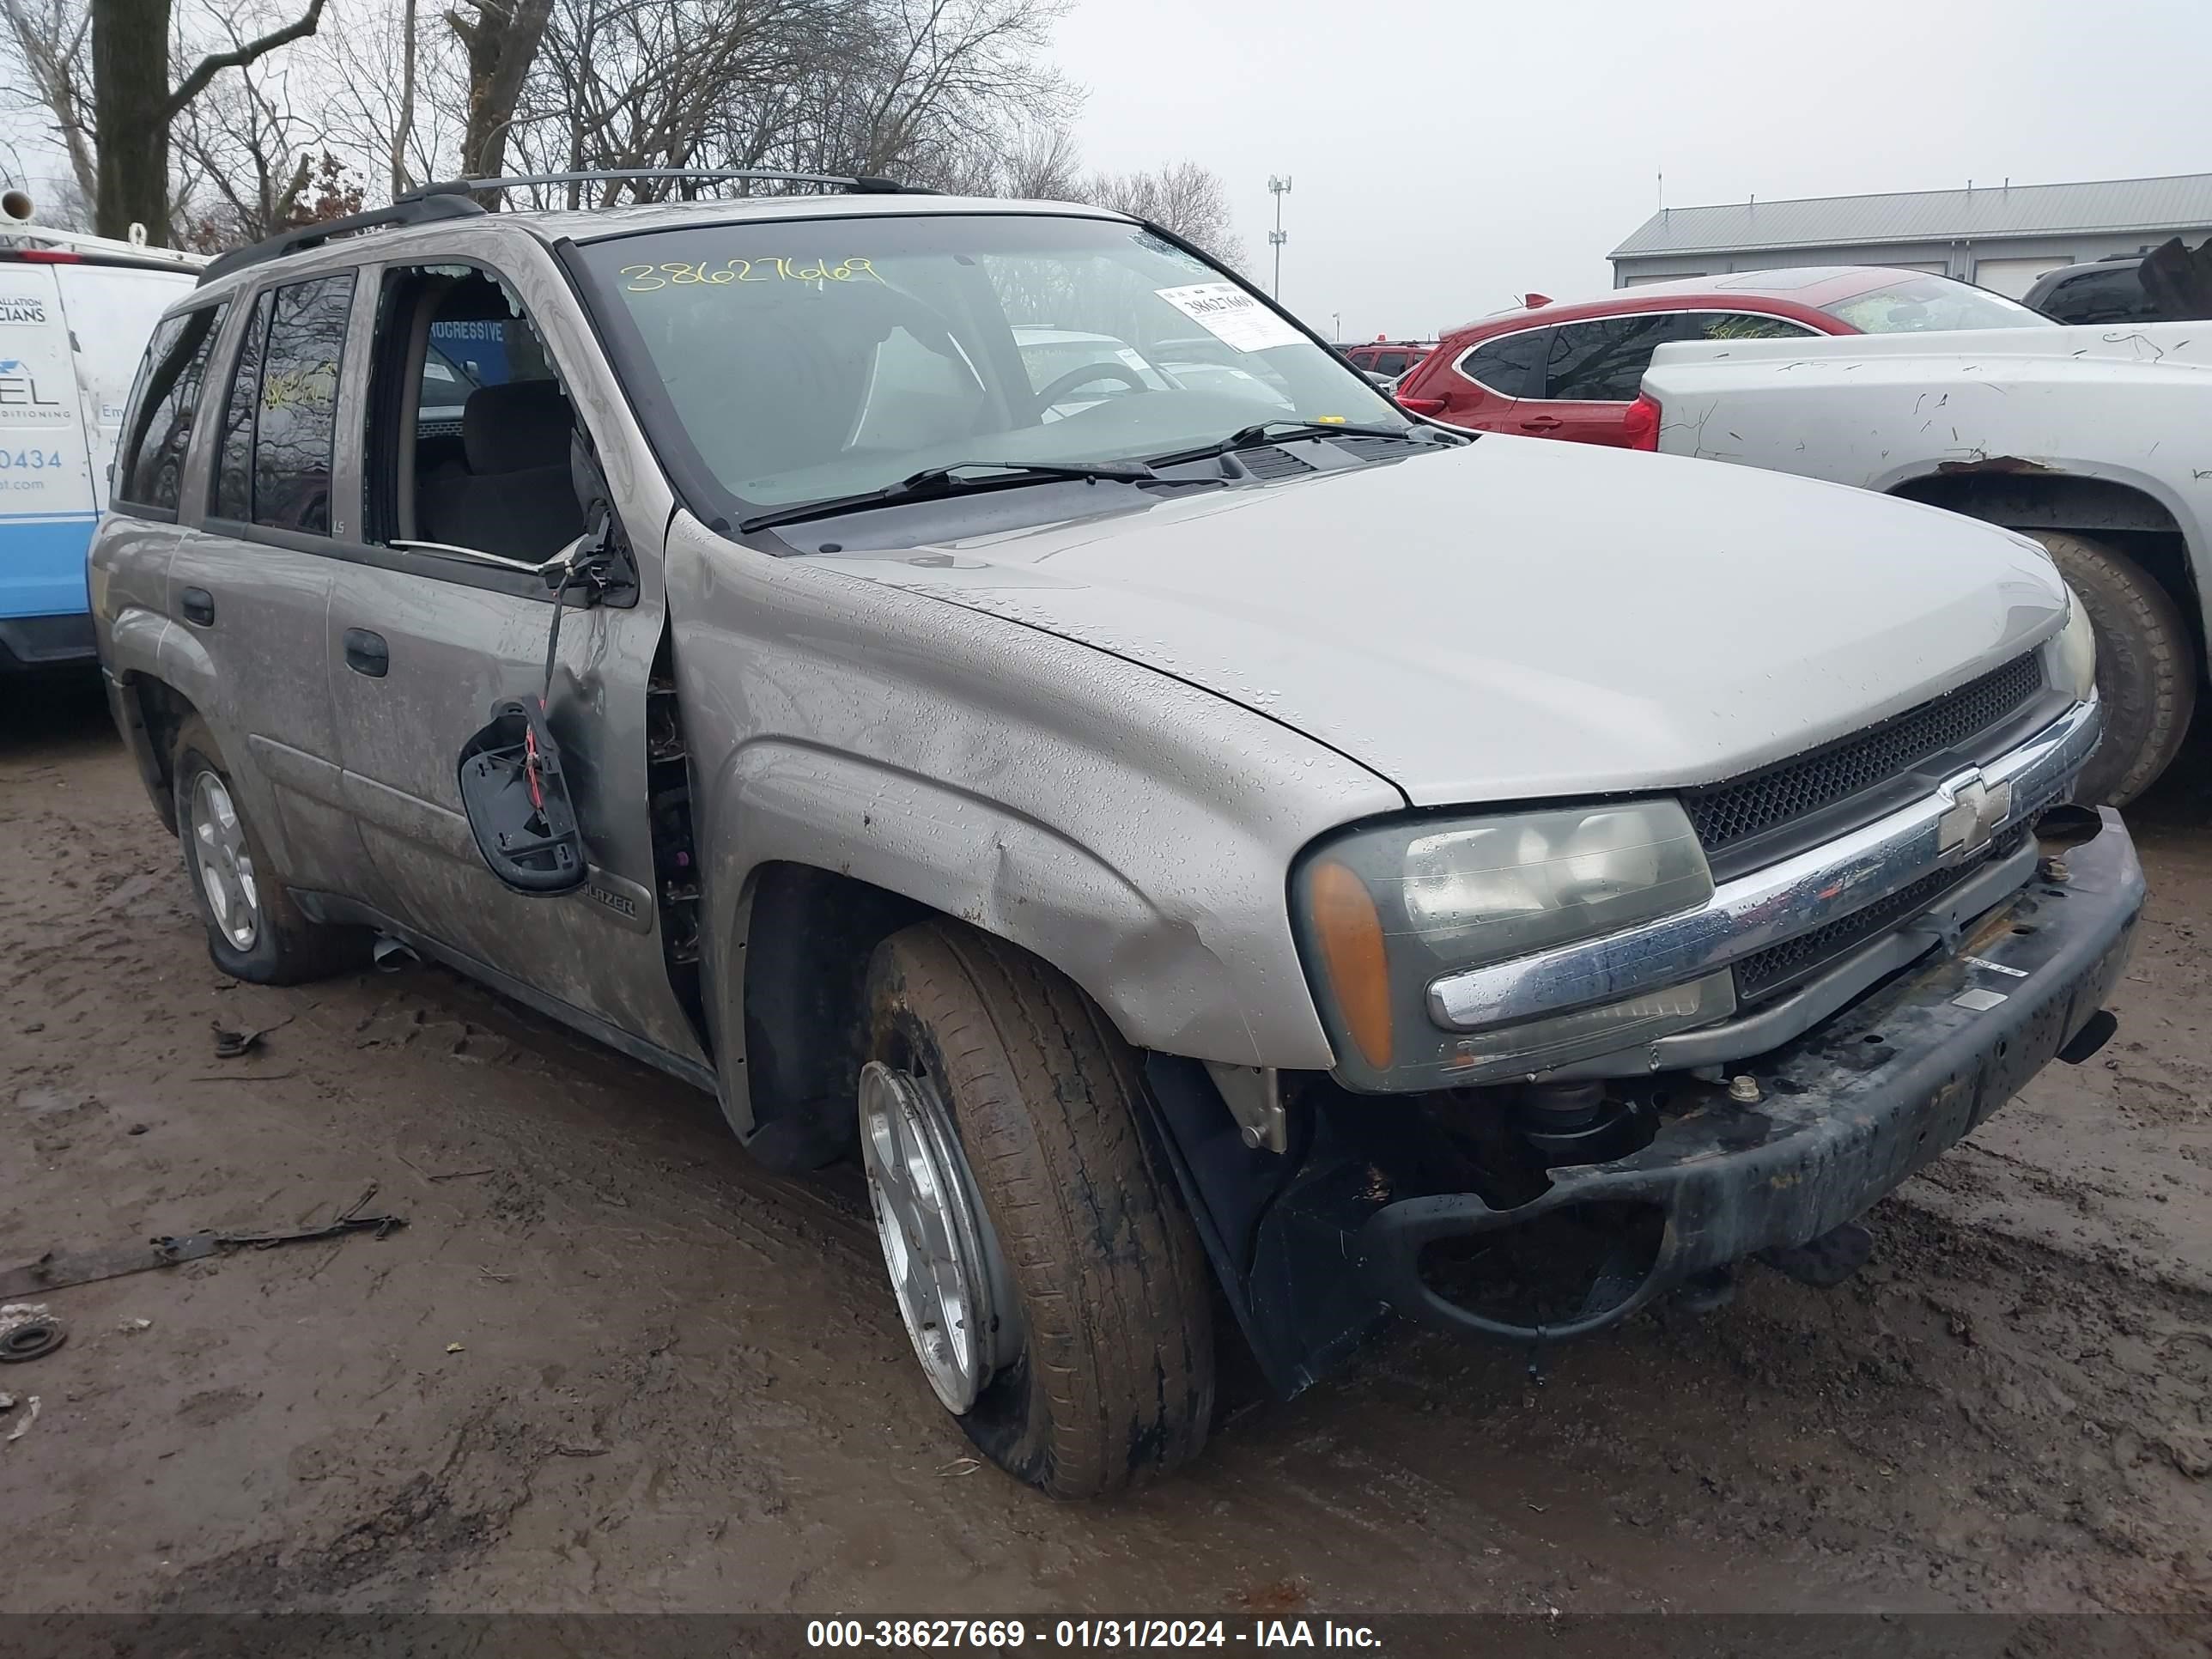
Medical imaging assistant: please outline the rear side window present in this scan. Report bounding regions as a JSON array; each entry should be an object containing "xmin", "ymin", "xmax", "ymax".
[
  {"xmin": 1457, "ymin": 329, "xmax": 1546, "ymax": 398},
  {"xmin": 210, "ymin": 271, "xmax": 356, "ymax": 533},
  {"xmin": 2043, "ymin": 265, "xmax": 2157, "ymax": 325},
  {"xmin": 1543, "ymin": 315, "xmax": 1692, "ymax": 402},
  {"xmin": 116, "ymin": 303, "xmax": 228, "ymax": 512},
  {"xmin": 1373, "ymin": 351, "xmax": 1410, "ymax": 375}
]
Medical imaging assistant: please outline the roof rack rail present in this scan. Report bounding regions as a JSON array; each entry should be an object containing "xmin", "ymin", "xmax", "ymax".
[
  {"xmin": 398, "ymin": 168, "xmax": 934, "ymax": 203},
  {"xmin": 198, "ymin": 192, "xmax": 486, "ymax": 284}
]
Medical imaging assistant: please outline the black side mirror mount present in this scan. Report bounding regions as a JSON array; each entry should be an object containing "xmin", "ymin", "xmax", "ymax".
[{"xmin": 456, "ymin": 699, "xmax": 588, "ymax": 894}]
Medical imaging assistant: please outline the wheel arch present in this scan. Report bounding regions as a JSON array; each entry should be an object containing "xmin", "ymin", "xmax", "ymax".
[
  {"xmin": 700, "ymin": 744, "xmax": 1273, "ymax": 1166},
  {"xmin": 1887, "ymin": 465, "xmax": 2207, "ymax": 670}
]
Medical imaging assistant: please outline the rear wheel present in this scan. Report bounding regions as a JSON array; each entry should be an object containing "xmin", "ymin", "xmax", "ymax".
[
  {"xmin": 2031, "ymin": 531, "xmax": 2195, "ymax": 805},
  {"xmin": 172, "ymin": 717, "xmax": 366, "ymax": 984},
  {"xmin": 861, "ymin": 921, "xmax": 1214, "ymax": 1497}
]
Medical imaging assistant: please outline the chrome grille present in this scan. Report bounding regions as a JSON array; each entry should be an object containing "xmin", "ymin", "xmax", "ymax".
[
  {"xmin": 1734, "ymin": 827, "xmax": 2027, "ymax": 1000},
  {"xmin": 1684, "ymin": 653, "xmax": 2045, "ymax": 857}
]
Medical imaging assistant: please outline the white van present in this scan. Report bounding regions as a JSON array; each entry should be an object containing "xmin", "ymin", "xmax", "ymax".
[{"xmin": 1, "ymin": 202, "xmax": 203, "ymax": 673}]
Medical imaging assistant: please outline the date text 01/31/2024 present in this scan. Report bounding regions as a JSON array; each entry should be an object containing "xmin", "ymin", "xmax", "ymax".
[{"xmin": 805, "ymin": 1620, "xmax": 1383, "ymax": 1650}]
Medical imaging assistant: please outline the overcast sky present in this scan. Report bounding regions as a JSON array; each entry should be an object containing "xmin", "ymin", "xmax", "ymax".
[{"xmin": 1053, "ymin": 0, "xmax": 2212, "ymax": 340}]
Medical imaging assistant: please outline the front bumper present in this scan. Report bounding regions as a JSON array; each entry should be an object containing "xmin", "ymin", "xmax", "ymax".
[{"xmin": 1358, "ymin": 807, "xmax": 2142, "ymax": 1343}]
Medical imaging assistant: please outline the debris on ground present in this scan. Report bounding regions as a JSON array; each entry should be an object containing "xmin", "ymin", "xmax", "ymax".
[
  {"xmin": 0, "ymin": 1189, "xmax": 407, "ymax": 1299},
  {"xmin": 118, "ymin": 1318, "xmax": 152, "ymax": 1334},
  {"xmin": 4, "ymin": 1395, "xmax": 39, "ymax": 1443},
  {"xmin": 3, "ymin": 1304, "xmax": 71, "ymax": 1364},
  {"xmin": 0, "ymin": 1314, "xmax": 67, "ymax": 1363},
  {"xmin": 210, "ymin": 1016, "xmax": 292, "ymax": 1059}
]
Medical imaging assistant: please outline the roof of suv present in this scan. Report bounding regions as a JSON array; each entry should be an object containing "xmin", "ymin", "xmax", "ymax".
[{"xmin": 189, "ymin": 192, "xmax": 1136, "ymax": 301}]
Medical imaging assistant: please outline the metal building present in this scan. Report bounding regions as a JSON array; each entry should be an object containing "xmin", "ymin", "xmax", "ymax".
[{"xmin": 1610, "ymin": 171, "xmax": 2212, "ymax": 298}]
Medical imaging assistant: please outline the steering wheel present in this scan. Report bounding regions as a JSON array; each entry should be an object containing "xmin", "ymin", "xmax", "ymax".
[{"xmin": 1036, "ymin": 362, "xmax": 1151, "ymax": 407}]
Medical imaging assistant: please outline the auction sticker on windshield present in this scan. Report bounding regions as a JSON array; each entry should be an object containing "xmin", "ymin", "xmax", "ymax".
[{"xmin": 1154, "ymin": 283, "xmax": 1304, "ymax": 353}]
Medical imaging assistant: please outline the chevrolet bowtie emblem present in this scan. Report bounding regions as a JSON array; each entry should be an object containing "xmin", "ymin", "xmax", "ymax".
[{"xmin": 1935, "ymin": 769, "xmax": 2013, "ymax": 860}]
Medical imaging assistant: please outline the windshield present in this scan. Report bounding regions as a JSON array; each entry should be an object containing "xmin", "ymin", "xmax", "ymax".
[
  {"xmin": 576, "ymin": 213, "xmax": 1407, "ymax": 517},
  {"xmin": 1820, "ymin": 275, "xmax": 2056, "ymax": 334}
]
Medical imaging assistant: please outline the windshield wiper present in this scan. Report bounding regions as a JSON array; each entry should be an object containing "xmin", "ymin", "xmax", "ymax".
[
  {"xmin": 1144, "ymin": 421, "xmax": 1430, "ymax": 469},
  {"xmin": 738, "ymin": 459, "xmax": 1160, "ymax": 534}
]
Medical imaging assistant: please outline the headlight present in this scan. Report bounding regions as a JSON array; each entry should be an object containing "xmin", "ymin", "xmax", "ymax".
[
  {"xmin": 1294, "ymin": 800, "xmax": 1721, "ymax": 1091},
  {"xmin": 2052, "ymin": 588, "xmax": 2097, "ymax": 702}
]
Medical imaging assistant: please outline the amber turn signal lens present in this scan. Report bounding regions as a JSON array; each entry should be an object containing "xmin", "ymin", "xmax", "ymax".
[{"xmin": 1310, "ymin": 860, "xmax": 1393, "ymax": 1070}]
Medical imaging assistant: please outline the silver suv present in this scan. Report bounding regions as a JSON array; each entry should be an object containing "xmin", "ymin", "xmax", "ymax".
[{"xmin": 93, "ymin": 173, "xmax": 2141, "ymax": 1497}]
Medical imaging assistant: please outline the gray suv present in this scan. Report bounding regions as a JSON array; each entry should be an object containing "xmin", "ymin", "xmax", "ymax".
[{"xmin": 93, "ymin": 173, "xmax": 2142, "ymax": 1497}]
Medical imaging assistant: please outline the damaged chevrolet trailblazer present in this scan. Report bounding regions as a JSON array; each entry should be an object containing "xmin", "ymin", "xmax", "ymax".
[{"xmin": 93, "ymin": 173, "xmax": 2139, "ymax": 1496}]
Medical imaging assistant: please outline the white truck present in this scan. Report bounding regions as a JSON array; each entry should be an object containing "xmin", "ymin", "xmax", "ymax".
[
  {"xmin": 1640, "ymin": 321, "xmax": 2211, "ymax": 803},
  {"xmin": 0, "ymin": 191, "xmax": 204, "ymax": 674}
]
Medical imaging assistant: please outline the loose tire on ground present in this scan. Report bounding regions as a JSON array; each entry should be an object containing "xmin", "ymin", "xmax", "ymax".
[
  {"xmin": 863, "ymin": 921, "xmax": 1215, "ymax": 1497},
  {"xmin": 2030, "ymin": 531, "xmax": 2195, "ymax": 805},
  {"xmin": 172, "ymin": 716, "xmax": 367, "ymax": 984}
]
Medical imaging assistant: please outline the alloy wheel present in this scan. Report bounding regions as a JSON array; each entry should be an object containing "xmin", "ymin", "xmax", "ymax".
[
  {"xmin": 190, "ymin": 771, "xmax": 261, "ymax": 951},
  {"xmin": 858, "ymin": 1058, "xmax": 1022, "ymax": 1413}
]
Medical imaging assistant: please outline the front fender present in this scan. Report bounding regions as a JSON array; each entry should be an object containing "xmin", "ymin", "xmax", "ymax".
[
  {"xmin": 703, "ymin": 741, "xmax": 1244, "ymax": 1072},
  {"xmin": 667, "ymin": 512, "xmax": 1405, "ymax": 1121}
]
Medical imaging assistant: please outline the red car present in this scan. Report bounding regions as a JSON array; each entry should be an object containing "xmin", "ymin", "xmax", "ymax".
[
  {"xmin": 1341, "ymin": 338, "xmax": 1432, "ymax": 378},
  {"xmin": 1392, "ymin": 266, "xmax": 2053, "ymax": 447}
]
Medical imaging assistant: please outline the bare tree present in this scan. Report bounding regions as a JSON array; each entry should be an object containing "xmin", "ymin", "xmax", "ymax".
[
  {"xmin": 173, "ymin": 9, "xmax": 322, "ymax": 240},
  {"xmin": 90, "ymin": 0, "xmax": 326, "ymax": 242},
  {"xmin": 445, "ymin": 0, "xmax": 552, "ymax": 194},
  {"xmin": 0, "ymin": 0, "xmax": 97, "ymax": 210},
  {"xmin": 1082, "ymin": 160, "xmax": 1241, "ymax": 264},
  {"xmin": 921, "ymin": 115, "xmax": 1077, "ymax": 198},
  {"xmin": 514, "ymin": 0, "xmax": 840, "ymax": 205},
  {"xmin": 313, "ymin": 0, "xmax": 455, "ymax": 198}
]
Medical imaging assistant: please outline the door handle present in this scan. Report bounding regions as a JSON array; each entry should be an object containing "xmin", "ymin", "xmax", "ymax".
[
  {"xmin": 179, "ymin": 586, "xmax": 215, "ymax": 626},
  {"xmin": 343, "ymin": 628, "xmax": 389, "ymax": 678},
  {"xmin": 1518, "ymin": 416, "xmax": 1565, "ymax": 432}
]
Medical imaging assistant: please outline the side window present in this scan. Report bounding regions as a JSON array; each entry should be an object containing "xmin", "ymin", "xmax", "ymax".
[
  {"xmin": 211, "ymin": 291, "xmax": 270, "ymax": 522},
  {"xmin": 115, "ymin": 302, "xmax": 228, "ymax": 512},
  {"xmin": 1543, "ymin": 315, "xmax": 1692, "ymax": 403},
  {"xmin": 2048, "ymin": 265, "xmax": 2154, "ymax": 325},
  {"xmin": 252, "ymin": 274, "xmax": 355, "ymax": 534},
  {"xmin": 1457, "ymin": 329, "xmax": 1546, "ymax": 398},
  {"xmin": 1373, "ymin": 351, "xmax": 1410, "ymax": 375},
  {"xmin": 366, "ymin": 264, "xmax": 584, "ymax": 566},
  {"xmin": 210, "ymin": 272, "xmax": 355, "ymax": 532},
  {"xmin": 1695, "ymin": 312, "xmax": 1815, "ymax": 341}
]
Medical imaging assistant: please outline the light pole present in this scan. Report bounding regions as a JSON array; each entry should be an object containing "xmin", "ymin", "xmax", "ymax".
[
  {"xmin": 1330, "ymin": 310, "xmax": 1341, "ymax": 342},
  {"xmin": 1267, "ymin": 174, "xmax": 1291, "ymax": 299}
]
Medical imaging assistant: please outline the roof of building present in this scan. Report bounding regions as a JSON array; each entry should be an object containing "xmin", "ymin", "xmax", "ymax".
[{"xmin": 1612, "ymin": 171, "xmax": 2212, "ymax": 260}]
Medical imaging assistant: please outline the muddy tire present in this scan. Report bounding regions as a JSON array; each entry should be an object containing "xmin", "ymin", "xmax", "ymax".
[
  {"xmin": 173, "ymin": 717, "xmax": 367, "ymax": 985},
  {"xmin": 862, "ymin": 921, "xmax": 1214, "ymax": 1498},
  {"xmin": 2030, "ymin": 532, "xmax": 2195, "ymax": 805}
]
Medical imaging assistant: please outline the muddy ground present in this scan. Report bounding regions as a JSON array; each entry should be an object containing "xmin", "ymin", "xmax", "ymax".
[{"xmin": 3, "ymin": 676, "xmax": 2209, "ymax": 1619}]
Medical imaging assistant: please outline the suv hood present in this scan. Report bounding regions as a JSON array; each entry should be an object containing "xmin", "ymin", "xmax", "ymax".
[{"xmin": 804, "ymin": 435, "xmax": 2066, "ymax": 806}]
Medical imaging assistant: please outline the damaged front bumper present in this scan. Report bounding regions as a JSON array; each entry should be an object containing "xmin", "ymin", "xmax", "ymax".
[
  {"xmin": 1358, "ymin": 806, "xmax": 2142, "ymax": 1343},
  {"xmin": 1146, "ymin": 809, "xmax": 2143, "ymax": 1394}
]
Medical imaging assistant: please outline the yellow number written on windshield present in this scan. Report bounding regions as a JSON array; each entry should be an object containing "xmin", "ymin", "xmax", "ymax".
[{"xmin": 618, "ymin": 258, "xmax": 887, "ymax": 292}]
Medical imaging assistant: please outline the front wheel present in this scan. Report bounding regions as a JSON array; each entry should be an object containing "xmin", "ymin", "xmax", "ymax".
[
  {"xmin": 2031, "ymin": 531, "xmax": 2196, "ymax": 805},
  {"xmin": 861, "ymin": 921, "xmax": 1215, "ymax": 1497}
]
